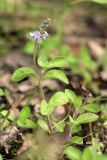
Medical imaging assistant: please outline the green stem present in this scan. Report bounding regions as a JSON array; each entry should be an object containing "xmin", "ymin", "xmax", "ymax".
[
  {"xmin": 33, "ymin": 43, "xmax": 40, "ymax": 73},
  {"xmin": 33, "ymin": 42, "xmax": 53, "ymax": 133}
]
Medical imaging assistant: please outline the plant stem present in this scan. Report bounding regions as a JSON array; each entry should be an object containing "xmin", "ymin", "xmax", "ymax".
[
  {"xmin": 33, "ymin": 42, "xmax": 53, "ymax": 133},
  {"xmin": 89, "ymin": 122, "xmax": 93, "ymax": 140},
  {"xmin": 39, "ymin": 79, "xmax": 54, "ymax": 133},
  {"xmin": 33, "ymin": 43, "xmax": 40, "ymax": 73}
]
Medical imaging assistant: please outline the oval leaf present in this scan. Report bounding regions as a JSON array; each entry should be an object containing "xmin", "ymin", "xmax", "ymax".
[
  {"xmin": 71, "ymin": 136, "xmax": 83, "ymax": 145},
  {"xmin": 75, "ymin": 96, "xmax": 83, "ymax": 108},
  {"xmin": 40, "ymin": 100, "xmax": 48, "ymax": 115},
  {"xmin": 12, "ymin": 67, "xmax": 37, "ymax": 82},
  {"xmin": 82, "ymin": 147, "xmax": 97, "ymax": 160},
  {"xmin": 47, "ymin": 91, "xmax": 69, "ymax": 114},
  {"xmin": 17, "ymin": 119, "xmax": 36, "ymax": 129},
  {"xmin": 64, "ymin": 146, "xmax": 82, "ymax": 160},
  {"xmin": 65, "ymin": 89, "xmax": 77, "ymax": 105},
  {"xmin": 43, "ymin": 69, "xmax": 69, "ymax": 84},
  {"xmin": 38, "ymin": 119, "xmax": 50, "ymax": 132},
  {"xmin": 82, "ymin": 104, "xmax": 100, "ymax": 113},
  {"xmin": 76, "ymin": 113, "xmax": 99, "ymax": 124},
  {"xmin": 49, "ymin": 91, "xmax": 69, "ymax": 106},
  {"xmin": 18, "ymin": 106, "xmax": 31, "ymax": 123},
  {"xmin": 72, "ymin": 124, "xmax": 82, "ymax": 133},
  {"xmin": 54, "ymin": 122, "xmax": 65, "ymax": 133},
  {"xmin": 46, "ymin": 57, "xmax": 68, "ymax": 69}
]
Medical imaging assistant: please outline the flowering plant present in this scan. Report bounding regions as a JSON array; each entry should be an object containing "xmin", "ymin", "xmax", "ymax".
[{"xmin": 10, "ymin": 18, "xmax": 106, "ymax": 160}]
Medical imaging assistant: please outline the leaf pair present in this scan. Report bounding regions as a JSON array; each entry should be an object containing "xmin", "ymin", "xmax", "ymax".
[{"xmin": 12, "ymin": 67, "xmax": 69, "ymax": 85}]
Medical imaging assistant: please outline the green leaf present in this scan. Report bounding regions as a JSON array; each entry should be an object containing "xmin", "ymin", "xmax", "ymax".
[
  {"xmin": 64, "ymin": 146, "xmax": 82, "ymax": 160},
  {"xmin": 43, "ymin": 69, "xmax": 69, "ymax": 84},
  {"xmin": 82, "ymin": 147, "xmax": 97, "ymax": 160},
  {"xmin": 45, "ymin": 57, "xmax": 68, "ymax": 69},
  {"xmin": 40, "ymin": 100, "xmax": 48, "ymax": 115},
  {"xmin": 38, "ymin": 119, "xmax": 50, "ymax": 132},
  {"xmin": 65, "ymin": 89, "xmax": 77, "ymax": 105},
  {"xmin": 76, "ymin": 113, "xmax": 99, "ymax": 124},
  {"xmin": 1, "ymin": 110, "xmax": 14, "ymax": 121},
  {"xmin": 12, "ymin": 67, "xmax": 37, "ymax": 82},
  {"xmin": 69, "ymin": 115, "xmax": 75, "ymax": 123},
  {"xmin": 17, "ymin": 119, "xmax": 36, "ymax": 129},
  {"xmin": 25, "ymin": 119, "xmax": 36, "ymax": 128},
  {"xmin": 0, "ymin": 88, "xmax": 5, "ymax": 96},
  {"xmin": 18, "ymin": 106, "xmax": 31, "ymax": 123},
  {"xmin": 74, "ymin": 96, "xmax": 83, "ymax": 108},
  {"xmin": 71, "ymin": 136, "xmax": 83, "ymax": 145},
  {"xmin": 82, "ymin": 104, "xmax": 100, "ymax": 113},
  {"xmin": 65, "ymin": 90, "xmax": 82, "ymax": 109},
  {"xmin": 54, "ymin": 122, "xmax": 65, "ymax": 133},
  {"xmin": 47, "ymin": 91, "xmax": 69, "ymax": 114},
  {"xmin": 72, "ymin": 124, "xmax": 82, "ymax": 133}
]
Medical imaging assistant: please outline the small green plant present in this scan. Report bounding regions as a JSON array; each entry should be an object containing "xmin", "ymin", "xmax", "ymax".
[
  {"xmin": 10, "ymin": 19, "xmax": 105, "ymax": 159},
  {"xmin": 11, "ymin": 18, "xmax": 99, "ymax": 134},
  {"xmin": 0, "ymin": 18, "xmax": 106, "ymax": 160}
]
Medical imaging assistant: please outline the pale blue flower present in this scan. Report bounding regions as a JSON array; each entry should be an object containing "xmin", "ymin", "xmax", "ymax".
[
  {"xmin": 29, "ymin": 18, "xmax": 50, "ymax": 44},
  {"xmin": 29, "ymin": 31, "xmax": 48, "ymax": 44},
  {"xmin": 42, "ymin": 31, "xmax": 48, "ymax": 40},
  {"xmin": 30, "ymin": 31, "xmax": 42, "ymax": 43}
]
